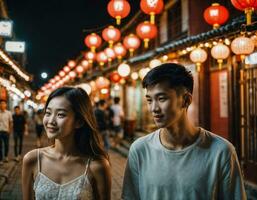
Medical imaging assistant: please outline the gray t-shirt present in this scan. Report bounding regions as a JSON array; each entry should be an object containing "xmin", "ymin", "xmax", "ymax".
[{"xmin": 122, "ymin": 128, "xmax": 246, "ymax": 200}]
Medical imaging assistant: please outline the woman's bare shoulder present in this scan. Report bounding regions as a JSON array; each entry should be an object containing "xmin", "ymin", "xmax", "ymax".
[
  {"xmin": 23, "ymin": 147, "xmax": 49, "ymax": 167},
  {"xmin": 89, "ymin": 158, "xmax": 111, "ymax": 175}
]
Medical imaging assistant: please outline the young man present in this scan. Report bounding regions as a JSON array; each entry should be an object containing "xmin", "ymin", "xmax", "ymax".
[
  {"xmin": 122, "ymin": 63, "xmax": 246, "ymax": 200},
  {"xmin": 12, "ymin": 106, "xmax": 26, "ymax": 161},
  {"xmin": 0, "ymin": 99, "xmax": 13, "ymax": 164}
]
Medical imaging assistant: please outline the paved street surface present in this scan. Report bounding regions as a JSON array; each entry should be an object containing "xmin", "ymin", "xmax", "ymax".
[{"xmin": 0, "ymin": 132, "xmax": 127, "ymax": 200}]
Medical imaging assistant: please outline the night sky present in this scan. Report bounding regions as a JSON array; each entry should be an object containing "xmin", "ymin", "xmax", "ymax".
[{"xmin": 5, "ymin": 0, "xmax": 139, "ymax": 89}]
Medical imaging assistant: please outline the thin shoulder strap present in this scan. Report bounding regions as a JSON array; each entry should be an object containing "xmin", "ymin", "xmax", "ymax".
[
  {"xmin": 84, "ymin": 157, "xmax": 91, "ymax": 175},
  {"xmin": 37, "ymin": 149, "xmax": 41, "ymax": 173}
]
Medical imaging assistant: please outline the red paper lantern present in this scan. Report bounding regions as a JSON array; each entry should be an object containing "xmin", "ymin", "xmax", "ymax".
[
  {"xmin": 204, "ymin": 3, "xmax": 229, "ymax": 29},
  {"xmin": 136, "ymin": 21, "xmax": 157, "ymax": 48},
  {"xmin": 54, "ymin": 75, "xmax": 61, "ymax": 82},
  {"xmin": 107, "ymin": 0, "xmax": 131, "ymax": 25},
  {"xmin": 123, "ymin": 34, "xmax": 141, "ymax": 56},
  {"xmin": 81, "ymin": 60, "xmax": 90, "ymax": 71},
  {"xmin": 140, "ymin": 0, "xmax": 164, "ymax": 24},
  {"xmin": 104, "ymin": 47, "xmax": 116, "ymax": 62},
  {"xmin": 75, "ymin": 65, "xmax": 84, "ymax": 75},
  {"xmin": 113, "ymin": 43, "xmax": 127, "ymax": 60},
  {"xmin": 84, "ymin": 51, "xmax": 96, "ymax": 64},
  {"xmin": 231, "ymin": 0, "xmax": 257, "ymax": 25},
  {"xmin": 63, "ymin": 65, "xmax": 71, "ymax": 73},
  {"xmin": 68, "ymin": 71, "xmax": 77, "ymax": 79},
  {"xmin": 68, "ymin": 60, "xmax": 76, "ymax": 68},
  {"xmin": 96, "ymin": 52, "xmax": 108, "ymax": 66},
  {"xmin": 102, "ymin": 26, "xmax": 121, "ymax": 47},
  {"xmin": 84, "ymin": 33, "xmax": 102, "ymax": 52},
  {"xmin": 110, "ymin": 71, "xmax": 121, "ymax": 83},
  {"xmin": 59, "ymin": 70, "xmax": 66, "ymax": 77},
  {"xmin": 96, "ymin": 76, "xmax": 110, "ymax": 89}
]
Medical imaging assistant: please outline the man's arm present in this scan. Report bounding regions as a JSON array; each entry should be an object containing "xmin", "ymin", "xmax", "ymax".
[
  {"xmin": 122, "ymin": 146, "xmax": 140, "ymax": 200},
  {"xmin": 218, "ymin": 149, "xmax": 247, "ymax": 200}
]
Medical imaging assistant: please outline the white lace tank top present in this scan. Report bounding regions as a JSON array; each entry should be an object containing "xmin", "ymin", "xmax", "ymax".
[{"xmin": 33, "ymin": 149, "xmax": 94, "ymax": 200}]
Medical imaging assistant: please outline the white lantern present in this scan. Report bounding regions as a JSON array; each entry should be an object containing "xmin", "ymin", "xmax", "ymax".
[
  {"xmin": 211, "ymin": 43, "xmax": 230, "ymax": 69},
  {"xmin": 131, "ymin": 72, "xmax": 139, "ymax": 80},
  {"xmin": 139, "ymin": 67, "xmax": 150, "ymax": 80},
  {"xmin": 95, "ymin": 76, "xmax": 110, "ymax": 89},
  {"xmin": 78, "ymin": 83, "xmax": 92, "ymax": 95},
  {"xmin": 190, "ymin": 48, "xmax": 207, "ymax": 71},
  {"xmin": 231, "ymin": 36, "xmax": 254, "ymax": 61},
  {"xmin": 118, "ymin": 63, "xmax": 131, "ymax": 77},
  {"xmin": 149, "ymin": 58, "xmax": 162, "ymax": 68}
]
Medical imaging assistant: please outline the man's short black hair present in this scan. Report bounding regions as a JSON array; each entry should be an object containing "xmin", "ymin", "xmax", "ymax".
[
  {"xmin": 142, "ymin": 63, "xmax": 194, "ymax": 94},
  {"xmin": 99, "ymin": 99, "xmax": 106, "ymax": 106},
  {"xmin": 114, "ymin": 97, "xmax": 120, "ymax": 104}
]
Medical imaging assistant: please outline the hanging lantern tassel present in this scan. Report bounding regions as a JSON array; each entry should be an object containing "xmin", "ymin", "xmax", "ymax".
[
  {"xmin": 117, "ymin": 56, "xmax": 122, "ymax": 63},
  {"xmin": 109, "ymin": 41, "xmax": 113, "ymax": 48},
  {"xmin": 150, "ymin": 12, "xmax": 155, "ymax": 24},
  {"xmin": 245, "ymin": 8, "xmax": 254, "ymax": 25},
  {"xmin": 217, "ymin": 59, "xmax": 223, "ymax": 70},
  {"xmin": 240, "ymin": 55, "xmax": 246, "ymax": 62},
  {"xmin": 91, "ymin": 46, "xmax": 96, "ymax": 53},
  {"xmin": 144, "ymin": 39, "xmax": 149, "ymax": 48},
  {"xmin": 196, "ymin": 63, "xmax": 201, "ymax": 72},
  {"xmin": 116, "ymin": 16, "xmax": 121, "ymax": 25},
  {"xmin": 129, "ymin": 49, "xmax": 134, "ymax": 57}
]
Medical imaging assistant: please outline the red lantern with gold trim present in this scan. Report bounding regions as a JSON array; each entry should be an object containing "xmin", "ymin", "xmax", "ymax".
[
  {"xmin": 59, "ymin": 70, "xmax": 66, "ymax": 78},
  {"xmin": 110, "ymin": 71, "xmax": 121, "ymax": 83},
  {"xmin": 75, "ymin": 65, "xmax": 84, "ymax": 75},
  {"xmin": 84, "ymin": 33, "xmax": 102, "ymax": 52},
  {"xmin": 102, "ymin": 26, "xmax": 121, "ymax": 47},
  {"xmin": 114, "ymin": 43, "xmax": 127, "ymax": 60},
  {"xmin": 107, "ymin": 0, "xmax": 131, "ymax": 25},
  {"xmin": 96, "ymin": 76, "xmax": 110, "ymax": 89},
  {"xmin": 204, "ymin": 3, "xmax": 229, "ymax": 29},
  {"xmin": 123, "ymin": 34, "xmax": 141, "ymax": 56},
  {"xmin": 140, "ymin": 0, "xmax": 164, "ymax": 24},
  {"xmin": 81, "ymin": 60, "xmax": 90, "ymax": 71},
  {"xmin": 63, "ymin": 65, "xmax": 71, "ymax": 73},
  {"xmin": 104, "ymin": 47, "xmax": 116, "ymax": 62},
  {"xmin": 84, "ymin": 51, "xmax": 96, "ymax": 64},
  {"xmin": 231, "ymin": 0, "xmax": 257, "ymax": 25},
  {"xmin": 136, "ymin": 21, "xmax": 157, "ymax": 48},
  {"xmin": 96, "ymin": 52, "xmax": 108, "ymax": 66}
]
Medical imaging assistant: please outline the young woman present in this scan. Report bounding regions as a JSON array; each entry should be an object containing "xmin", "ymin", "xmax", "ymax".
[{"xmin": 22, "ymin": 87, "xmax": 111, "ymax": 200}]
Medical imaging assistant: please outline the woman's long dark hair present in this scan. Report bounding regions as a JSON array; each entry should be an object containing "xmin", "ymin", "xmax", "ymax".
[{"xmin": 44, "ymin": 87, "xmax": 108, "ymax": 160}]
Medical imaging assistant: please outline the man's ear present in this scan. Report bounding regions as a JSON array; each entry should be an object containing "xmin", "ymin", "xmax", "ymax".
[{"xmin": 183, "ymin": 93, "xmax": 192, "ymax": 108}]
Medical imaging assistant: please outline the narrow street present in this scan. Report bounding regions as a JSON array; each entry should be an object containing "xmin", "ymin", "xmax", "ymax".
[{"xmin": 0, "ymin": 132, "xmax": 127, "ymax": 200}]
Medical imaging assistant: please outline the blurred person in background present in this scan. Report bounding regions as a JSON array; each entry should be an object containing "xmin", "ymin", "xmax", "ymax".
[
  {"xmin": 34, "ymin": 109, "xmax": 44, "ymax": 148},
  {"xmin": 111, "ymin": 97, "xmax": 124, "ymax": 148},
  {"xmin": 94, "ymin": 99, "xmax": 110, "ymax": 152},
  {"xmin": 0, "ymin": 99, "xmax": 13, "ymax": 165},
  {"xmin": 12, "ymin": 105, "xmax": 27, "ymax": 161}
]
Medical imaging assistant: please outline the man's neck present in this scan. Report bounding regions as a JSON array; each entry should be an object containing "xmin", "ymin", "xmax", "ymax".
[{"xmin": 159, "ymin": 117, "xmax": 200, "ymax": 150}]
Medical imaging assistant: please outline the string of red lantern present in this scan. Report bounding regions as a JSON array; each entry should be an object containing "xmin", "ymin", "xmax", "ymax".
[
  {"xmin": 140, "ymin": 0, "xmax": 164, "ymax": 24},
  {"xmin": 102, "ymin": 26, "xmax": 121, "ymax": 47},
  {"xmin": 107, "ymin": 0, "xmax": 131, "ymax": 25},
  {"xmin": 231, "ymin": 0, "xmax": 257, "ymax": 25},
  {"xmin": 136, "ymin": 21, "xmax": 158, "ymax": 48},
  {"xmin": 204, "ymin": 3, "xmax": 229, "ymax": 29}
]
